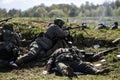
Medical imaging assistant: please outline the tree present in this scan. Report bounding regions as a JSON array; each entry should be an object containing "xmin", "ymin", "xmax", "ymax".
[
  {"xmin": 104, "ymin": 6, "xmax": 113, "ymax": 16},
  {"xmin": 48, "ymin": 9, "xmax": 65, "ymax": 18},
  {"xmin": 115, "ymin": 0, "xmax": 120, "ymax": 8},
  {"xmin": 0, "ymin": 8, "xmax": 7, "ymax": 17},
  {"xmin": 8, "ymin": 9, "xmax": 21, "ymax": 17},
  {"xmin": 113, "ymin": 7, "xmax": 120, "ymax": 16},
  {"xmin": 69, "ymin": 3, "xmax": 78, "ymax": 17},
  {"xmin": 33, "ymin": 7, "xmax": 48, "ymax": 17}
]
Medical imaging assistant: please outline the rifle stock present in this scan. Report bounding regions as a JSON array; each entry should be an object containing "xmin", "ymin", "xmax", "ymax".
[
  {"xmin": 0, "ymin": 17, "xmax": 12, "ymax": 23},
  {"xmin": 63, "ymin": 25, "xmax": 90, "ymax": 36}
]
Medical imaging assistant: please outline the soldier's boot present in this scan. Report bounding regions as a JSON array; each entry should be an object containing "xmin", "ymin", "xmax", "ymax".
[
  {"xmin": 96, "ymin": 68, "xmax": 110, "ymax": 74},
  {"xmin": 9, "ymin": 61, "xmax": 18, "ymax": 68},
  {"xmin": 85, "ymin": 65, "xmax": 110, "ymax": 75}
]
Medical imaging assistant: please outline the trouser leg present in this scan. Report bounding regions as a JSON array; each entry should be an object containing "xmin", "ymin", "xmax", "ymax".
[
  {"xmin": 15, "ymin": 42, "xmax": 41, "ymax": 65},
  {"xmin": 54, "ymin": 40, "xmax": 69, "ymax": 48},
  {"xmin": 36, "ymin": 50, "xmax": 46, "ymax": 59},
  {"xmin": 47, "ymin": 40, "xmax": 69, "ymax": 57},
  {"xmin": 0, "ymin": 59, "xmax": 9, "ymax": 68},
  {"xmin": 56, "ymin": 62, "xmax": 74, "ymax": 76},
  {"xmin": 72, "ymin": 62, "xmax": 98, "ymax": 74}
]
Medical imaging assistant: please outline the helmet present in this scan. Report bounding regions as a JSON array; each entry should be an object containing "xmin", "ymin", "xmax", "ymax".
[
  {"xmin": 114, "ymin": 22, "xmax": 118, "ymax": 25},
  {"xmin": 54, "ymin": 18, "xmax": 65, "ymax": 27}
]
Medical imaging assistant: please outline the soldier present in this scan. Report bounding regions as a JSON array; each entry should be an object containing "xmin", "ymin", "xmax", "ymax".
[
  {"xmin": 15, "ymin": 18, "xmax": 69, "ymax": 66},
  {"xmin": 82, "ymin": 22, "xmax": 87, "ymax": 29},
  {"xmin": 0, "ymin": 23, "xmax": 20, "ymax": 68},
  {"xmin": 95, "ymin": 23, "xmax": 107, "ymax": 29},
  {"xmin": 110, "ymin": 22, "xmax": 118, "ymax": 30},
  {"xmin": 44, "ymin": 48, "xmax": 110, "ymax": 78}
]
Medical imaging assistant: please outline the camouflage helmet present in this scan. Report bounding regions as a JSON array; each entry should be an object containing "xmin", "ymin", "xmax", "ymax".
[
  {"xmin": 114, "ymin": 22, "xmax": 118, "ymax": 25},
  {"xmin": 2, "ymin": 23, "xmax": 14, "ymax": 31},
  {"xmin": 54, "ymin": 18, "xmax": 65, "ymax": 27}
]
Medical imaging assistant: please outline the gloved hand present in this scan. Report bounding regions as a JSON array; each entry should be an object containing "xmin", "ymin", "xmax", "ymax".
[
  {"xmin": 64, "ymin": 30, "xmax": 70, "ymax": 36},
  {"xmin": 42, "ymin": 70, "xmax": 48, "ymax": 75}
]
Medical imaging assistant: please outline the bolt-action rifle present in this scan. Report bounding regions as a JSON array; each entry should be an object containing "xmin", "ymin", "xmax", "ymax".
[
  {"xmin": 0, "ymin": 17, "xmax": 12, "ymax": 23},
  {"xmin": 0, "ymin": 17, "xmax": 13, "ymax": 26},
  {"xmin": 90, "ymin": 47, "xmax": 118, "ymax": 62},
  {"xmin": 63, "ymin": 23, "xmax": 90, "ymax": 36}
]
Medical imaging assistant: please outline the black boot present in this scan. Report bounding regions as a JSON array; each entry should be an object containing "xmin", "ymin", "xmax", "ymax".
[{"xmin": 96, "ymin": 68, "xmax": 110, "ymax": 74}]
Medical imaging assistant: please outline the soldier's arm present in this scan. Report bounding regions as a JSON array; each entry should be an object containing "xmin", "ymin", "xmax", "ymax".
[
  {"xmin": 55, "ymin": 26, "xmax": 69, "ymax": 38},
  {"xmin": 4, "ymin": 32, "xmax": 20, "ymax": 52},
  {"xmin": 0, "ymin": 42, "xmax": 6, "ymax": 50}
]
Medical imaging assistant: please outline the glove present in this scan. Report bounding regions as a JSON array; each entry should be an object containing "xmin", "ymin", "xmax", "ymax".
[
  {"xmin": 64, "ymin": 30, "xmax": 69, "ymax": 36},
  {"xmin": 42, "ymin": 70, "xmax": 48, "ymax": 75}
]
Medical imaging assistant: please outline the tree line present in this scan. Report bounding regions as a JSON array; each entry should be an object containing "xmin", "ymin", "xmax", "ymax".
[{"xmin": 0, "ymin": 0, "xmax": 120, "ymax": 18}]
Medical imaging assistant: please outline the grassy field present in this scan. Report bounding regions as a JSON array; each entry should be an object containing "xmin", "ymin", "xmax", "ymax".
[{"xmin": 0, "ymin": 17, "xmax": 120, "ymax": 80}]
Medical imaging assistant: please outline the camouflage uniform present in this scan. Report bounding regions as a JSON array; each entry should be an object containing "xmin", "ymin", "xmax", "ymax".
[
  {"xmin": 110, "ymin": 22, "xmax": 118, "ymax": 30},
  {"xmin": 0, "ymin": 23, "xmax": 20, "ymax": 67},
  {"xmin": 46, "ymin": 48, "xmax": 108, "ymax": 76},
  {"xmin": 16, "ymin": 21, "xmax": 69, "ymax": 65},
  {"xmin": 95, "ymin": 23, "xmax": 107, "ymax": 29}
]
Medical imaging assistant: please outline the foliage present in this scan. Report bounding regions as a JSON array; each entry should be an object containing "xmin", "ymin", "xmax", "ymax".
[
  {"xmin": 0, "ymin": 1, "xmax": 120, "ymax": 18},
  {"xmin": 48, "ymin": 9, "xmax": 66, "ymax": 18}
]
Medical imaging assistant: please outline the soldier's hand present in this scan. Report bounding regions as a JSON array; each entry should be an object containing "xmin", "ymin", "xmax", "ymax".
[
  {"xmin": 42, "ymin": 70, "xmax": 48, "ymax": 75},
  {"xmin": 64, "ymin": 30, "xmax": 70, "ymax": 36}
]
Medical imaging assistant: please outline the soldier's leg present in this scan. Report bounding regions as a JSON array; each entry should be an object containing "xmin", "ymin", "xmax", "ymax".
[
  {"xmin": 15, "ymin": 42, "xmax": 41, "ymax": 65},
  {"xmin": 36, "ymin": 50, "xmax": 47, "ymax": 59},
  {"xmin": 0, "ymin": 59, "xmax": 9, "ymax": 68},
  {"xmin": 54, "ymin": 40, "xmax": 69, "ymax": 48},
  {"xmin": 72, "ymin": 62, "xmax": 109, "ymax": 75},
  {"xmin": 46, "ymin": 40, "xmax": 69, "ymax": 57},
  {"xmin": 56, "ymin": 62, "xmax": 74, "ymax": 76},
  {"xmin": 72, "ymin": 62, "xmax": 99, "ymax": 74}
]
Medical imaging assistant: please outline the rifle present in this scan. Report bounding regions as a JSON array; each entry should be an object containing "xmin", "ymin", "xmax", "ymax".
[
  {"xmin": 0, "ymin": 17, "xmax": 12, "ymax": 23},
  {"xmin": 63, "ymin": 26, "xmax": 80, "ymax": 30},
  {"xmin": 91, "ymin": 47, "xmax": 118, "ymax": 61},
  {"xmin": 63, "ymin": 24, "xmax": 90, "ymax": 36},
  {"xmin": 96, "ymin": 47, "xmax": 118, "ymax": 56}
]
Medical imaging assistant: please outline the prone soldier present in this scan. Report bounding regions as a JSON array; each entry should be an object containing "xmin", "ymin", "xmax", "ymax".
[
  {"xmin": 95, "ymin": 23, "xmax": 107, "ymax": 29},
  {"xmin": 44, "ymin": 48, "xmax": 111, "ymax": 78},
  {"xmin": 110, "ymin": 22, "xmax": 118, "ymax": 30}
]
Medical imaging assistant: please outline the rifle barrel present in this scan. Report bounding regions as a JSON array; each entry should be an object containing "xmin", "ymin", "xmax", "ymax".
[
  {"xmin": 0, "ymin": 17, "xmax": 12, "ymax": 23},
  {"xmin": 63, "ymin": 26, "xmax": 80, "ymax": 30},
  {"xmin": 96, "ymin": 47, "xmax": 118, "ymax": 56}
]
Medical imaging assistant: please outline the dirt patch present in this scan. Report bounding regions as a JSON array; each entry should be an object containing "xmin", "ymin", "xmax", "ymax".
[{"xmin": 74, "ymin": 37, "xmax": 116, "ymax": 48}]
